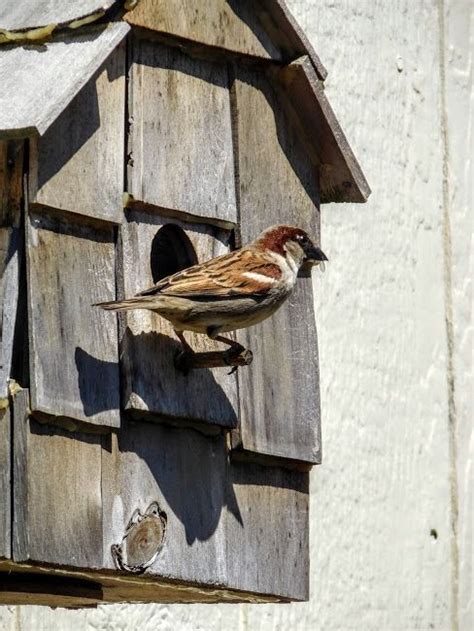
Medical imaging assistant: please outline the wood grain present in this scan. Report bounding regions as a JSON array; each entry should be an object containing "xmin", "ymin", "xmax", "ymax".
[
  {"xmin": 120, "ymin": 209, "xmax": 239, "ymax": 428},
  {"xmin": 123, "ymin": 0, "xmax": 327, "ymax": 79},
  {"xmin": 0, "ymin": 407, "xmax": 10, "ymax": 559},
  {"xmin": 11, "ymin": 388, "xmax": 29, "ymax": 562},
  {"xmin": 101, "ymin": 419, "xmax": 309, "ymax": 600},
  {"xmin": 29, "ymin": 43, "xmax": 126, "ymax": 223},
  {"xmin": 12, "ymin": 388, "xmax": 103, "ymax": 568},
  {"xmin": 259, "ymin": 0, "xmax": 327, "ymax": 79},
  {"xmin": 274, "ymin": 57, "xmax": 370, "ymax": 203},
  {"xmin": 232, "ymin": 66, "xmax": 322, "ymax": 464},
  {"xmin": 124, "ymin": 0, "xmax": 281, "ymax": 60},
  {"xmin": 0, "ymin": 560, "xmax": 285, "ymax": 605},
  {"xmin": 0, "ymin": 140, "xmax": 23, "ymax": 399},
  {"xmin": 0, "ymin": 23, "xmax": 129, "ymax": 139},
  {"xmin": 101, "ymin": 421, "xmax": 229, "ymax": 585},
  {"xmin": 225, "ymin": 460, "xmax": 309, "ymax": 600},
  {"xmin": 26, "ymin": 209, "xmax": 120, "ymax": 429},
  {"xmin": 128, "ymin": 37, "xmax": 236, "ymax": 226}
]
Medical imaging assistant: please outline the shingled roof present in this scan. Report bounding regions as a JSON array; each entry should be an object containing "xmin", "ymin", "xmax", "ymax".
[{"xmin": 0, "ymin": 0, "xmax": 370, "ymax": 203}]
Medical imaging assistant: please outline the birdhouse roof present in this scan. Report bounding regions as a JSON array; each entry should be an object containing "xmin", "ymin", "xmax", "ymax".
[{"xmin": 0, "ymin": 0, "xmax": 370, "ymax": 203}]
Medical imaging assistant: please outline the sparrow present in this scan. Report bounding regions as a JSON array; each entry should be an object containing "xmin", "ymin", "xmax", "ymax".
[{"xmin": 96, "ymin": 224, "xmax": 327, "ymax": 355}]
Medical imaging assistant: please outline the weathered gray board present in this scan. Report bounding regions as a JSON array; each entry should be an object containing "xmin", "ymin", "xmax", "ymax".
[
  {"xmin": 0, "ymin": 407, "xmax": 10, "ymax": 559},
  {"xmin": 232, "ymin": 67, "xmax": 322, "ymax": 464},
  {"xmin": 225, "ymin": 459, "xmax": 309, "ymax": 599},
  {"xmin": 124, "ymin": 0, "xmax": 327, "ymax": 79},
  {"xmin": 0, "ymin": 23, "xmax": 129, "ymax": 139},
  {"xmin": 26, "ymin": 209, "xmax": 120, "ymax": 429},
  {"xmin": 101, "ymin": 421, "xmax": 228, "ymax": 585},
  {"xmin": 9, "ymin": 393, "xmax": 308, "ymax": 600},
  {"xmin": 259, "ymin": 0, "xmax": 327, "ymax": 79},
  {"xmin": 101, "ymin": 419, "xmax": 309, "ymax": 600},
  {"xmin": 0, "ymin": 0, "xmax": 117, "ymax": 33},
  {"xmin": 120, "ymin": 209, "xmax": 238, "ymax": 428},
  {"xmin": 29, "ymin": 44, "xmax": 125, "ymax": 224},
  {"xmin": 128, "ymin": 38, "xmax": 237, "ymax": 226},
  {"xmin": 273, "ymin": 57, "xmax": 371, "ymax": 203},
  {"xmin": 125, "ymin": 0, "xmax": 282, "ymax": 60},
  {"xmin": 0, "ymin": 140, "xmax": 23, "ymax": 400},
  {"xmin": 12, "ymin": 389, "xmax": 103, "ymax": 567}
]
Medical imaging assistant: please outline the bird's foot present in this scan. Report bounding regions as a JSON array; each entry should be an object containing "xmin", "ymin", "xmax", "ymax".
[{"xmin": 223, "ymin": 344, "xmax": 251, "ymax": 374}]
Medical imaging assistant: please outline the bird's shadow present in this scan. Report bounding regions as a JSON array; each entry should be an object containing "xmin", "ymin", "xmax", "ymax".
[
  {"xmin": 75, "ymin": 329, "xmax": 238, "ymax": 430},
  {"xmin": 115, "ymin": 419, "xmax": 243, "ymax": 546},
  {"xmin": 122, "ymin": 328, "xmax": 239, "ymax": 430}
]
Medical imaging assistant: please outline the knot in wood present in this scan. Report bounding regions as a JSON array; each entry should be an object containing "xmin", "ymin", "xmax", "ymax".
[{"xmin": 111, "ymin": 502, "xmax": 167, "ymax": 574}]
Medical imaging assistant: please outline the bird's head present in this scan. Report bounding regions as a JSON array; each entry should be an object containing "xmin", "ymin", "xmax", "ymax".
[{"xmin": 254, "ymin": 224, "xmax": 327, "ymax": 269}]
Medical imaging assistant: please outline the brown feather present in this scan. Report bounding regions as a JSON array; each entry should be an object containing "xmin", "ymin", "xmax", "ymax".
[{"xmin": 137, "ymin": 248, "xmax": 281, "ymax": 299}]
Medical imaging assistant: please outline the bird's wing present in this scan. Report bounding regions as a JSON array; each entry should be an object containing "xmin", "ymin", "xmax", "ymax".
[{"xmin": 137, "ymin": 248, "xmax": 282, "ymax": 299}]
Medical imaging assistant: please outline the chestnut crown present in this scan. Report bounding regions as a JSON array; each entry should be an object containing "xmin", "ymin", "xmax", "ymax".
[{"xmin": 253, "ymin": 224, "xmax": 327, "ymax": 264}]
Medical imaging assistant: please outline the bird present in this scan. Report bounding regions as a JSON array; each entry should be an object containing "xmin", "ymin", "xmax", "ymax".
[{"xmin": 95, "ymin": 224, "xmax": 327, "ymax": 357}]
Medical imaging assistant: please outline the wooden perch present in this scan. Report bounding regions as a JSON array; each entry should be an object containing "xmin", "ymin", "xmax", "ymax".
[{"xmin": 174, "ymin": 347, "xmax": 253, "ymax": 375}]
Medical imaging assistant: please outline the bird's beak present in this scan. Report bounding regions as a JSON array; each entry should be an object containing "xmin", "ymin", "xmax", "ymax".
[{"xmin": 305, "ymin": 245, "xmax": 328, "ymax": 263}]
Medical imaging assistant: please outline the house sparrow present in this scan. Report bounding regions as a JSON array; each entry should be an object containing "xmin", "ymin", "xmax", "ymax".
[{"xmin": 96, "ymin": 224, "xmax": 327, "ymax": 354}]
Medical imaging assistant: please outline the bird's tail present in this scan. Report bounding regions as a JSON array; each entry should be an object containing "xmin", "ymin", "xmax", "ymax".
[{"xmin": 94, "ymin": 297, "xmax": 157, "ymax": 311}]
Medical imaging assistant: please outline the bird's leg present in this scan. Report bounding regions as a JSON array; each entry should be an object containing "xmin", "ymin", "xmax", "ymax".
[
  {"xmin": 174, "ymin": 330, "xmax": 193, "ymax": 354},
  {"xmin": 206, "ymin": 325, "xmax": 246, "ymax": 354},
  {"xmin": 206, "ymin": 328, "xmax": 249, "ymax": 374},
  {"xmin": 213, "ymin": 335, "xmax": 246, "ymax": 355},
  {"xmin": 173, "ymin": 330, "xmax": 195, "ymax": 375}
]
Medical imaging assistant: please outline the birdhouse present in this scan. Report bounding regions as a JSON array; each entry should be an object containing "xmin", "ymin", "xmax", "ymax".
[{"xmin": 0, "ymin": 0, "xmax": 369, "ymax": 607}]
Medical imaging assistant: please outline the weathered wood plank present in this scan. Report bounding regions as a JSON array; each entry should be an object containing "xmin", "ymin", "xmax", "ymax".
[
  {"xmin": 29, "ymin": 43, "xmax": 126, "ymax": 223},
  {"xmin": 273, "ymin": 57, "xmax": 371, "ymax": 203},
  {"xmin": 0, "ymin": 23, "xmax": 129, "ymax": 139},
  {"xmin": 101, "ymin": 421, "xmax": 229, "ymax": 585},
  {"xmin": 120, "ymin": 209, "xmax": 238, "ymax": 428},
  {"xmin": 225, "ymin": 460, "xmax": 309, "ymax": 600},
  {"xmin": 259, "ymin": 0, "xmax": 327, "ymax": 79},
  {"xmin": 26, "ymin": 209, "xmax": 120, "ymax": 429},
  {"xmin": 0, "ymin": 0, "xmax": 117, "ymax": 33},
  {"xmin": 0, "ymin": 140, "xmax": 23, "ymax": 400},
  {"xmin": 12, "ymin": 388, "xmax": 103, "ymax": 568},
  {"xmin": 0, "ymin": 560, "xmax": 285, "ymax": 605},
  {"xmin": 124, "ymin": 0, "xmax": 327, "ymax": 79},
  {"xmin": 232, "ymin": 66, "xmax": 322, "ymax": 464},
  {"xmin": 128, "ymin": 38, "xmax": 237, "ymax": 226},
  {"xmin": 125, "ymin": 0, "xmax": 281, "ymax": 60},
  {"xmin": 0, "ymin": 407, "xmax": 10, "ymax": 559},
  {"xmin": 101, "ymin": 420, "xmax": 309, "ymax": 600},
  {"xmin": 11, "ymin": 389, "xmax": 29, "ymax": 562}
]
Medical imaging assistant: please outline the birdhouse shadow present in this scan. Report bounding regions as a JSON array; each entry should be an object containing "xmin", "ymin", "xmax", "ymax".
[
  {"xmin": 37, "ymin": 70, "xmax": 100, "ymax": 187},
  {"xmin": 226, "ymin": 0, "xmax": 287, "ymax": 59},
  {"xmin": 122, "ymin": 328, "xmax": 238, "ymax": 430}
]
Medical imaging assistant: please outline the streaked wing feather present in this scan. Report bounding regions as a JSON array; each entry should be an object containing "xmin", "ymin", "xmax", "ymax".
[{"xmin": 136, "ymin": 249, "xmax": 281, "ymax": 299}]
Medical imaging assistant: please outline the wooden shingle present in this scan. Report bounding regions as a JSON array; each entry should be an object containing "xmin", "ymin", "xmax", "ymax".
[{"xmin": 0, "ymin": 23, "xmax": 129, "ymax": 140}]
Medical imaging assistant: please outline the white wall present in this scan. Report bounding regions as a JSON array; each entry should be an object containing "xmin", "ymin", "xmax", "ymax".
[{"xmin": 1, "ymin": 1, "xmax": 471, "ymax": 629}]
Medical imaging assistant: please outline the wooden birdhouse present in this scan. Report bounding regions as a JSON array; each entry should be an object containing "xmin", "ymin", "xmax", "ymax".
[{"xmin": 0, "ymin": 0, "xmax": 369, "ymax": 607}]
